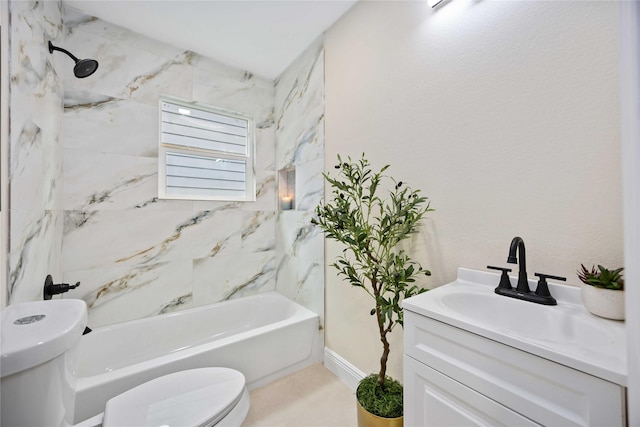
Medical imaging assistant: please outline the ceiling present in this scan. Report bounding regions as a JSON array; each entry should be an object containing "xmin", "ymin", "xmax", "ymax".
[{"xmin": 65, "ymin": 0, "xmax": 357, "ymax": 80}]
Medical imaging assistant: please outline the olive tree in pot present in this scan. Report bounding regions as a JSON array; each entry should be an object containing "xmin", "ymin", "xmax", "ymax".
[{"xmin": 312, "ymin": 154, "xmax": 433, "ymax": 425}]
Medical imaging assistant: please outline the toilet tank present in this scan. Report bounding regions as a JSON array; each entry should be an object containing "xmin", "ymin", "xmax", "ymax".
[{"xmin": 1, "ymin": 299, "xmax": 87, "ymax": 427}]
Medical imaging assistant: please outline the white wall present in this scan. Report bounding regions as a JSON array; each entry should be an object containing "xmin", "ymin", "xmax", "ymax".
[{"xmin": 324, "ymin": 0, "xmax": 622, "ymax": 381}]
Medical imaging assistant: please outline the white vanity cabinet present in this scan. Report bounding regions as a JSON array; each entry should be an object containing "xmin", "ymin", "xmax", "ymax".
[{"xmin": 402, "ymin": 268, "xmax": 627, "ymax": 427}]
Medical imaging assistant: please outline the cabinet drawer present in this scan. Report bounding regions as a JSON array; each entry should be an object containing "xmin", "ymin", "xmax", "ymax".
[
  {"xmin": 404, "ymin": 355, "xmax": 540, "ymax": 427},
  {"xmin": 404, "ymin": 311, "xmax": 625, "ymax": 427}
]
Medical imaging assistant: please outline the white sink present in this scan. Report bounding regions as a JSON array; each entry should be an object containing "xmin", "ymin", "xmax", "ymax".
[{"xmin": 403, "ymin": 268, "xmax": 627, "ymax": 386}]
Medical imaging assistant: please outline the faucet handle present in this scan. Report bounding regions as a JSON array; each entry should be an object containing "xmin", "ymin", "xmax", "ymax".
[
  {"xmin": 534, "ymin": 273, "xmax": 566, "ymax": 298},
  {"xmin": 487, "ymin": 265, "xmax": 512, "ymax": 290}
]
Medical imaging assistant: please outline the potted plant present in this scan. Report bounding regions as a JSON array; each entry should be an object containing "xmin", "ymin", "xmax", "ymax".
[
  {"xmin": 577, "ymin": 264, "xmax": 625, "ymax": 320},
  {"xmin": 312, "ymin": 154, "xmax": 433, "ymax": 426}
]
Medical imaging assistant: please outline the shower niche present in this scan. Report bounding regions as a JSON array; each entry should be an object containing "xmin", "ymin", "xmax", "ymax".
[{"xmin": 278, "ymin": 168, "xmax": 296, "ymax": 211}]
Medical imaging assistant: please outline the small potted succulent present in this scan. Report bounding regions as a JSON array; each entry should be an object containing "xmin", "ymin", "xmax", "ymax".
[
  {"xmin": 577, "ymin": 264, "xmax": 625, "ymax": 320},
  {"xmin": 313, "ymin": 154, "xmax": 433, "ymax": 426}
]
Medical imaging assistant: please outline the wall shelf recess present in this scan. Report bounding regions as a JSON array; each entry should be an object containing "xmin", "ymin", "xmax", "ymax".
[{"xmin": 278, "ymin": 168, "xmax": 296, "ymax": 211}]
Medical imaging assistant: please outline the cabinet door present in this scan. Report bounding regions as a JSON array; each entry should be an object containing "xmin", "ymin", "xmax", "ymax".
[
  {"xmin": 405, "ymin": 311, "xmax": 626, "ymax": 426},
  {"xmin": 404, "ymin": 355, "xmax": 540, "ymax": 427}
]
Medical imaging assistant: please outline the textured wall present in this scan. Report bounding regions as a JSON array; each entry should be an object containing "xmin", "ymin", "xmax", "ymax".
[
  {"xmin": 7, "ymin": 0, "xmax": 65, "ymax": 303},
  {"xmin": 61, "ymin": 8, "xmax": 278, "ymax": 327},
  {"xmin": 324, "ymin": 0, "xmax": 622, "ymax": 381}
]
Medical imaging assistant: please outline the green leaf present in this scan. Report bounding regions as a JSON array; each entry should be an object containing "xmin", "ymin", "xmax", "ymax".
[{"xmin": 312, "ymin": 153, "xmax": 435, "ymax": 382}]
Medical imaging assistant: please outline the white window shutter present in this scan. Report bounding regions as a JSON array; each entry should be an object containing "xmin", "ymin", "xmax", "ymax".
[{"xmin": 158, "ymin": 97, "xmax": 255, "ymax": 201}]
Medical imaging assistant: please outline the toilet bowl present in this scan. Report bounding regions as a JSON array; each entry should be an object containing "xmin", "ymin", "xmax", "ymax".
[{"xmin": 0, "ymin": 299, "xmax": 250, "ymax": 427}]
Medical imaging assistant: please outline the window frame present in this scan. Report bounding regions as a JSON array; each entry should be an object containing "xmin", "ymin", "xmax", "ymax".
[{"xmin": 158, "ymin": 95, "xmax": 256, "ymax": 202}]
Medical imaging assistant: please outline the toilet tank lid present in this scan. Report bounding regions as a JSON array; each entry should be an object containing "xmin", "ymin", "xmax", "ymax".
[
  {"xmin": 1, "ymin": 299, "xmax": 87, "ymax": 378},
  {"xmin": 103, "ymin": 368, "xmax": 246, "ymax": 427}
]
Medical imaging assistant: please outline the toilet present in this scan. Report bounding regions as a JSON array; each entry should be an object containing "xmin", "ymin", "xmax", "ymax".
[{"xmin": 0, "ymin": 299, "xmax": 250, "ymax": 427}]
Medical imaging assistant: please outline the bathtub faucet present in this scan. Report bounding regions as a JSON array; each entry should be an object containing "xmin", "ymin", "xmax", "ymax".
[{"xmin": 43, "ymin": 275, "xmax": 80, "ymax": 300}]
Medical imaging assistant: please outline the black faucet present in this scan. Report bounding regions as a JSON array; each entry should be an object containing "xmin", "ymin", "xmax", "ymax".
[
  {"xmin": 43, "ymin": 275, "xmax": 80, "ymax": 300},
  {"xmin": 507, "ymin": 236, "xmax": 529, "ymax": 293},
  {"xmin": 488, "ymin": 237, "xmax": 566, "ymax": 306}
]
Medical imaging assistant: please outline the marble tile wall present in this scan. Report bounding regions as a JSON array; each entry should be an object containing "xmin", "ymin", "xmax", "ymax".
[
  {"xmin": 7, "ymin": 4, "xmax": 325, "ymax": 331},
  {"xmin": 7, "ymin": 0, "xmax": 65, "ymax": 303},
  {"xmin": 61, "ymin": 8, "xmax": 278, "ymax": 327},
  {"xmin": 274, "ymin": 38, "xmax": 325, "ymax": 329}
]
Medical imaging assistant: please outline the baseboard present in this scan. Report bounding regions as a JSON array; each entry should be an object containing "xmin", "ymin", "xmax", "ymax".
[{"xmin": 323, "ymin": 347, "xmax": 366, "ymax": 391}]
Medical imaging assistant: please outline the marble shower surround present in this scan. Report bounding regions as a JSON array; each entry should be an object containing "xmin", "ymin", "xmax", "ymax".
[
  {"xmin": 7, "ymin": 0, "xmax": 65, "ymax": 304},
  {"xmin": 274, "ymin": 37, "xmax": 325, "ymax": 328},
  {"xmin": 59, "ymin": 8, "xmax": 324, "ymax": 328}
]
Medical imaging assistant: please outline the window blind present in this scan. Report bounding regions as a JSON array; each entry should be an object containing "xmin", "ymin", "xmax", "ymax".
[
  {"xmin": 165, "ymin": 152, "xmax": 246, "ymax": 198},
  {"xmin": 159, "ymin": 97, "xmax": 254, "ymax": 201}
]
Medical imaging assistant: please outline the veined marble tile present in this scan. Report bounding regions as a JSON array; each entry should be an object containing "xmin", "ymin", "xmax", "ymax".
[
  {"xmin": 63, "ymin": 208, "xmax": 242, "ymax": 272},
  {"xmin": 192, "ymin": 251, "xmax": 276, "ymax": 306},
  {"xmin": 294, "ymin": 158, "xmax": 324, "ymax": 212},
  {"xmin": 168, "ymin": 209, "xmax": 242, "ymax": 260},
  {"xmin": 64, "ymin": 7, "xmax": 187, "ymax": 60},
  {"xmin": 10, "ymin": 41, "xmax": 64, "ymax": 212},
  {"xmin": 132, "ymin": 196, "xmax": 194, "ymax": 212},
  {"xmin": 9, "ymin": 209, "xmax": 63, "ymax": 303},
  {"xmin": 64, "ymin": 91, "xmax": 158, "ymax": 157},
  {"xmin": 192, "ymin": 66, "xmax": 274, "ymax": 125},
  {"xmin": 275, "ymin": 38, "xmax": 324, "ymax": 170},
  {"xmin": 190, "ymin": 53, "xmax": 263, "ymax": 81},
  {"xmin": 255, "ymin": 123, "xmax": 276, "ymax": 172},
  {"xmin": 294, "ymin": 223, "xmax": 325, "ymax": 318},
  {"xmin": 63, "ymin": 209, "xmax": 199, "ymax": 270},
  {"xmin": 7, "ymin": 0, "xmax": 65, "ymax": 305},
  {"xmin": 50, "ymin": 10, "xmax": 303, "ymax": 326},
  {"xmin": 10, "ymin": 1, "xmax": 62, "ymax": 89},
  {"xmin": 64, "ymin": 26, "xmax": 192, "ymax": 104},
  {"xmin": 64, "ymin": 260, "xmax": 193, "ymax": 328},
  {"xmin": 274, "ymin": 37, "xmax": 323, "ymax": 113},
  {"xmin": 241, "ymin": 211, "xmax": 276, "ymax": 253},
  {"xmin": 10, "ymin": 120, "xmax": 49, "ymax": 211},
  {"xmin": 274, "ymin": 240, "xmax": 324, "ymax": 327},
  {"xmin": 63, "ymin": 149, "xmax": 157, "ymax": 211},
  {"xmin": 273, "ymin": 37, "xmax": 325, "ymax": 320},
  {"xmin": 242, "ymin": 171, "xmax": 276, "ymax": 212}
]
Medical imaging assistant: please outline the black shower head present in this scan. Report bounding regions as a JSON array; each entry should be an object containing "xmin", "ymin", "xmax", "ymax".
[
  {"xmin": 48, "ymin": 41, "xmax": 99, "ymax": 78},
  {"xmin": 73, "ymin": 58, "xmax": 99, "ymax": 78}
]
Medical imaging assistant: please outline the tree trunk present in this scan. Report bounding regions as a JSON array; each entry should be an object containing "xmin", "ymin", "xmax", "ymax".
[{"xmin": 377, "ymin": 309, "xmax": 390, "ymax": 389}]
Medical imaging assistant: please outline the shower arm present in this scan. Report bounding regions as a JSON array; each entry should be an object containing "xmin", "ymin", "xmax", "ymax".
[{"xmin": 48, "ymin": 41, "xmax": 80, "ymax": 63}]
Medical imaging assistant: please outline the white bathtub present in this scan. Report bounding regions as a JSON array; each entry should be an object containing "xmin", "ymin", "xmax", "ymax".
[{"xmin": 73, "ymin": 292, "xmax": 320, "ymax": 424}]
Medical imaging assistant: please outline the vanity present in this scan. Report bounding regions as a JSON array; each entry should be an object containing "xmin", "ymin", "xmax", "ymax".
[{"xmin": 403, "ymin": 268, "xmax": 627, "ymax": 426}]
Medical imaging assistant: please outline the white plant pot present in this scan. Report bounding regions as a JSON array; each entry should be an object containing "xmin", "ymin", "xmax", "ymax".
[{"xmin": 580, "ymin": 285, "xmax": 625, "ymax": 320}]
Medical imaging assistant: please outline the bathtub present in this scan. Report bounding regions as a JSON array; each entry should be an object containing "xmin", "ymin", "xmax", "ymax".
[{"xmin": 72, "ymin": 292, "xmax": 320, "ymax": 424}]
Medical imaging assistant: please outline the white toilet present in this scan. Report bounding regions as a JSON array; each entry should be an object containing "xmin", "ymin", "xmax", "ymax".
[{"xmin": 0, "ymin": 299, "xmax": 250, "ymax": 427}]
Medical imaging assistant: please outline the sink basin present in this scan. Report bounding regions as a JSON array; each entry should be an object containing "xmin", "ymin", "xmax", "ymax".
[{"xmin": 403, "ymin": 268, "xmax": 627, "ymax": 386}]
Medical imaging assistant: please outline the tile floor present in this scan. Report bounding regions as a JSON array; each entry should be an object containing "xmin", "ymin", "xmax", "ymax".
[{"xmin": 242, "ymin": 363, "xmax": 357, "ymax": 427}]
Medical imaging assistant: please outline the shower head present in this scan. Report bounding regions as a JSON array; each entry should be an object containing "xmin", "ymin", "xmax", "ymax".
[
  {"xmin": 73, "ymin": 58, "xmax": 99, "ymax": 79},
  {"xmin": 48, "ymin": 41, "xmax": 99, "ymax": 78}
]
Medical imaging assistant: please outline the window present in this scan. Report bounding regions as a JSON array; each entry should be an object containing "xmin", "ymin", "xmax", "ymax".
[{"xmin": 158, "ymin": 96, "xmax": 255, "ymax": 201}]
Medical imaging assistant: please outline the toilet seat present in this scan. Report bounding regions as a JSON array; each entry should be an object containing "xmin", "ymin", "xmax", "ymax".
[{"xmin": 102, "ymin": 368, "xmax": 247, "ymax": 427}]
